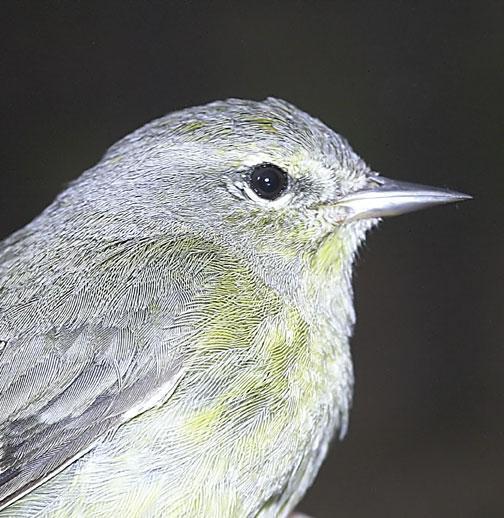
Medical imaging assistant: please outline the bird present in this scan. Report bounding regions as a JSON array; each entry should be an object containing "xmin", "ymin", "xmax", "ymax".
[{"xmin": 0, "ymin": 98, "xmax": 470, "ymax": 517}]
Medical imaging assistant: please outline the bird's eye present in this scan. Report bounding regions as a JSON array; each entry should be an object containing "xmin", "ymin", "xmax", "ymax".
[{"xmin": 249, "ymin": 163, "xmax": 288, "ymax": 200}]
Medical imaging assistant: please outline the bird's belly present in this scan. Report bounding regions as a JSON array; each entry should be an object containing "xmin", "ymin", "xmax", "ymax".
[
  {"xmin": 4, "ymin": 404, "xmax": 336, "ymax": 517},
  {"xmin": 3, "ymin": 320, "xmax": 351, "ymax": 518}
]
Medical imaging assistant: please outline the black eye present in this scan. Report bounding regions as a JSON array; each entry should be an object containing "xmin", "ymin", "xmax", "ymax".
[{"xmin": 249, "ymin": 163, "xmax": 288, "ymax": 200}]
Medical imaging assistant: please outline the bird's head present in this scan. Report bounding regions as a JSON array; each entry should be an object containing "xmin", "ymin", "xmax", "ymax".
[{"xmin": 56, "ymin": 98, "xmax": 469, "ymax": 296}]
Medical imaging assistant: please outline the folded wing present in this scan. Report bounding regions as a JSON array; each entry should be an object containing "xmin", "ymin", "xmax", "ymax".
[{"xmin": 0, "ymin": 233, "xmax": 216, "ymax": 509}]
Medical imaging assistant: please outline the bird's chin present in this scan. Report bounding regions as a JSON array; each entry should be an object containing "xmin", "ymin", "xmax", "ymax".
[
  {"xmin": 317, "ymin": 205, "xmax": 379, "ymax": 235},
  {"xmin": 321, "ymin": 217, "xmax": 380, "ymax": 259},
  {"xmin": 338, "ymin": 217, "xmax": 380, "ymax": 247},
  {"xmin": 315, "ymin": 204, "xmax": 351, "ymax": 227}
]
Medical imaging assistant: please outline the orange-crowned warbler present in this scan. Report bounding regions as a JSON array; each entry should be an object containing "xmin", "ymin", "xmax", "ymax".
[{"xmin": 0, "ymin": 98, "xmax": 470, "ymax": 517}]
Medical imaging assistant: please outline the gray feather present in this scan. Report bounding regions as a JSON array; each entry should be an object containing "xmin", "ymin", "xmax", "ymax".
[{"xmin": 0, "ymin": 229, "xmax": 217, "ymax": 508}]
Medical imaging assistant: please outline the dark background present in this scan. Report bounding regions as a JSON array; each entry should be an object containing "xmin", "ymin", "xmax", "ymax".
[{"xmin": 1, "ymin": 2, "xmax": 502, "ymax": 517}]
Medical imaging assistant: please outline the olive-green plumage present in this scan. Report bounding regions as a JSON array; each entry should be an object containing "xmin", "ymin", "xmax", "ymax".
[{"xmin": 0, "ymin": 98, "xmax": 468, "ymax": 517}]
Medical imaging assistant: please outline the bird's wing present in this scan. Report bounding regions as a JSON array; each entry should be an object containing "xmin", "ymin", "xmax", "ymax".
[{"xmin": 0, "ymin": 233, "xmax": 216, "ymax": 509}]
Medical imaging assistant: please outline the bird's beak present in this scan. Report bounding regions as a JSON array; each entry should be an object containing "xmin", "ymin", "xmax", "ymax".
[{"xmin": 336, "ymin": 176, "xmax": 472, "ymax": 220}]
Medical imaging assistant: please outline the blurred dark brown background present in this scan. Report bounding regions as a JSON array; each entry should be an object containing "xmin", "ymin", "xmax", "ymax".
[{"xmin": 1, "ymin": 1, "xmax": 502, "ymax": 517}]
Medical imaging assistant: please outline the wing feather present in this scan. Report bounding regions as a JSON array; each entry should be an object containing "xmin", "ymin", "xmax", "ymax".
[{"xmin": 0, "ymin": 232, "xmax": 215, "ymax": 509}]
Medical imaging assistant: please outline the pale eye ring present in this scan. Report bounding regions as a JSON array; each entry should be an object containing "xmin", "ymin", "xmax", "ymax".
[{"xmin": 248, "ymin": 163, "xmax": 289, "ymax": 200}]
